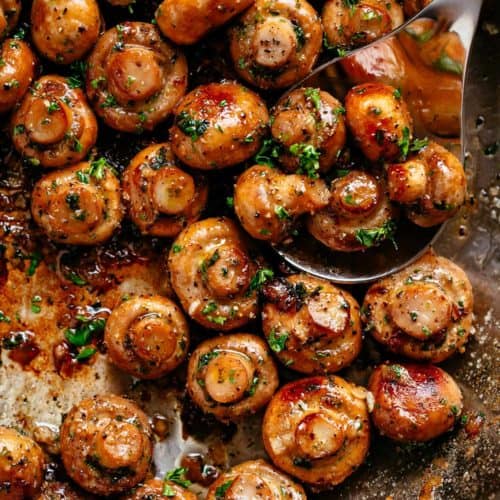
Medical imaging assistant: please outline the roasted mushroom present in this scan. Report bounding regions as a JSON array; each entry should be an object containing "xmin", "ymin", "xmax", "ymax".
[
  {"xmin": 0, "ymin": 427, "xmax": 45, "ymax": 499},
  {"xmin": 122, "ymin": 143, "xmax": 208, "ymax": 237},
  {"xmin": 124, "ymin": 478, "xmax": 196, "ymax": 499},
  {"xmin": 229, "ymin": 0, "xmax": 323, "ymax": 89},
  {"xmin": 345, "ymin": 82, "xmax": 413, "ymax": 162},
  {"xmin": 36, "ymin": 481, "xmax": 85, "ymax": 500},
  {"xmin": 262, "ymin": 376, "xmax": 370, "ymax": 490},
  {"xmin": 362, "ymin": 250, "xmax": 473, "ymax": 363},
  {"xmin": 31, "ymin": 160, "xmax": 123, "ymax": 245},
  {"xmin": 31, "ymin": 0, "xmax": 101, "ymax": 64},
  {"xmin": 234, "ymin": 165, "xmax": 330, "ymax": 243},
  {"xmin": 167, "ymin": 217, "xmax": 262, "ymax": 331},
  {"xmin": 368, "ymin": 362, "xmax": 463, "ymax": 442},
  {"xmin": 86, "ymin": 22, "xmax": 188, "ymax": 133},
  {"xmin": 170, "ymin": 81, "xmax": 269, "ymax": 170},
  {"xmin": 307, "ymin": 170, "xmax": 398, "ymax": 252},
  {"xmin": 207, "ymin": 459, "xmax": 306, "ymax": 500},
  {"xmin": 262, "ymin": 274, "xmax": 362, "ymax": 373},
  {"xmin": 156, "ymin": 0, "xmax": 254, "ymax": 45},
  {"xmin": 270, "ymin": 87, "xmax": 347, "ymax": 174},
  {"xmin": 11, "ymin": 75, "xmax": 97, "ymax": 168},
  {"xmin": 60, "ymin": 395, "xmax": 153, "ymax": 496},
  {"xmin": 0, "ymin": 0, "xmax": 20, "ymax": 40},
  {"xmin": 0, "ymin": 38, "xmax": 36, "ymax": 114},
  {"xmin": 323, "ymin": 0, "xmax": 404, "ymax": 52},
  {"xmin": 105, "ymin": 295, "xmax": 190, "ymax": 379},
  {"xmin": 187, "ymin": 333, "xmax": 279, "ymax": 423},
  {"xmin": 387, "ymin": 141, "xmax": 467, "ymax": 227}
]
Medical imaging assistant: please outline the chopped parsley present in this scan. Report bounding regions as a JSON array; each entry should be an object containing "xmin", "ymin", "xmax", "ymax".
[
  {"xmin": 248, "ymin": 268, "xmax": 274, "ymax": 293},
  {"xmin": 26, "ymin": 251, "xmax": 42, "ymax": 276},
  {"xmin": 268, "ymin": 329, "xmax": 289, "ymax": 353},
  {"xmin": 65, "ymin": 318, "xmax": 106, "ymax": 347},
  {"xmin": 198, "ymin": 351, "xmax": 219, "ymax": 370},
  {"xmin": 433, "ymin": 52, "xmax": 463, "ymax": 75},
  {"xmin": 355, "ymin": 220, "xmax": 397, "ymax": 248},
  {"xmin": 274, "ymin": 205, "xmax": 291, "ymax": 220},
  {"xmin": 176, "ymin": 111, "xmax": 209, "ymax": 141},
  {"xmin": 163, "ymin": 467, "xmax": 192, "ymax": 489},
  {"xmin": 255, "ymin": 138, "xmax": 282, "ymax": 167},
  {"xmin": 215, "ymin": 479, "xmax": 234, "ymax": 499},
  {"xmin": 289, "ymin": 143, "xmax": 321, "ymax": 178},
  {"xmin": 304, "ymin": 87, "xmax": 321, "ymax": 110},
  {"xmin": 65, "ymin": 271, "xmax": 87, "ymax": 286}
]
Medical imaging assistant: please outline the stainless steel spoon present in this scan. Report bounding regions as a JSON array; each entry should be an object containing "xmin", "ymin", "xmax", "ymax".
[{"xmin": 275, "ymin": 0, "xmax": 483, "ymax": 285}]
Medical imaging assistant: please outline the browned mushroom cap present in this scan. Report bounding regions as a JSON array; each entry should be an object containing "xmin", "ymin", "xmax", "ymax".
[
  {"xmin": 31, "ymin": 160, "xmax": 123, "ymax": 245},
  {"xmin": 60, "ymin": 395, "xmax": 153, "ymax": 496},
  {"xmin": 86, "ymin": 22, "xmax": 188, "ymax": 133},
  {"xmin": 368, "ymin": 362, "xmax": 463, "ymax": 442},
  {"xmin": 187, "ymin": 334, "xmax": 279, "ymax": 423},
  {"xmin": 0, "ymin": 0, "xmax": 21, "ymax": 40},
  {"xmin": 105, "ymin": 295, "xmax": 189, "ymax": 379},
  {"xmin": 0, "ymin": 38, "xmax": 36, "ymax": 114},
  {"xmin": 262, "ymin": 376, "xmax": 370, "ymax": 490},
  {"xmin": 270, "ymin": 87, "xmax": 347, "ymax": 174},
  {"xmin": 168, "ymin": 217, "xmax": 262, "ymax": 331},
  {"xmin": 362, "ymin": 250, "xmax": 473, "ymax": 363},
  {"xmin": 35, "ymin": 481, "xmax": 86, "ymax": 500},
  {"xmin": 403, "ymin": 0, "xmax": 432, "ymax": 17},
  {"xmin": 11, "ymin": 75, "xmax": 97, "ymax": 168},
  {"xmin": 170, "ymin": 81, "xmax": 269, "ymax": 170},
  {"xmin": 124, "ymin": 478, "xmax": 197, "ymax": 499},
  {"xmin": 122, "ymin": 143, "xmax": 208, "ymax": 237},
  {"xmin": 307, "ymin": 170, "xmax": 398, "ymax": 252},
  {"xmin": 0, "ymin": 427, "xmax": 45, "ymax": 500},
  {"xmin": 234, "ymin": 165, "xmax": 330, "ymax": 243},
  {"xmin": 262, "ymin": 274, "xmax": 362, "ymax": 373},
  {"xmin": 323, "ymin": 0, "xmax": 403, "ymax": 52},
  {"xmin": 207, "ymin": 459, "xmax": 306, "ymax": 500},
  {"xmin": 387, "ymin": 141, "xmax": 467, "ymax": 227},
  {"xmin": 229, "ymin": 0, "xmax": 323, "ymax": 89},
  {"xmin": 156, "ymin": 0, "xmax": 254, "ymax": 45},
  {"xmin": 345, "ymin": 82, "xmax": 413, "ymax": 162},
  {"xmin": 31, "ymin": 0, "xmax": 101, "ymax": 64}
]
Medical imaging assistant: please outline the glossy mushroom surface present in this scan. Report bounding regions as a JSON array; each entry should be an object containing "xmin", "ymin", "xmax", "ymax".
[
  {"xmin": 0, "ymin": 38, "xmax": 36, "ymax": 114},
  {"xmin": 0, "ymin": 0, "xmax": 20, "ymax": 40},
  {"xmin": 262, "ymin": 376, "xmax": 370, "ymax": 490},
  {"xmin": 11, "ymin": 75, "xmax": 97, "ymax": 168},
  {"xmin": 262, "ymin": 274, "xmax": 362, "ymax": 373},
  {"xmin": 168, "ymin": 217, "xmax": 262, "ymax": 331},
  {"xmin": 0, "ymin": 427, "xmax": 45, "ymax": 500},
  {"xmin": 307, "ymin": 170, "xmax": 398, "ymax": 252},
  {"xmin": 31, "ymin": 161, "xmax": 123, "ymax": 245},
  {"xmin": 35, "ymin": 481, "xmax": 85, "ymax": 500},
  {"xmin": 105, "ymin": 295, "xmax": 190, "ymax": 379},
  {"xmin": 362, "ymin": 251, "xmax": 473, "ymax": 363},
  {"xmin": 229, "ymin": 0, "xmax": 323, "ymax": 89},
  {"xmin": 234, "ymin": 165, "xmax": 330, "ymax": 243},
  {"xmin": 31, "ymin": 0, "xmax": 101, "ymax": 64},
  {"xmin": 125, "ymin": 478, "xmax": 196, "ymax": 499},
  {"xmin": 60, "ymin": 395, "xmax": 153, "ymax": 496},
  {"xmin": 122, "ymin": 143, "xmax": 208, "ymax": 237},
  {"xmin": 368, "ymin": 362, "xmax": 463, "ymax": 442},
  {"xmin": 156, "ymin": 0, "xmax": 254, "ymax": 45},
  {"xmin": 170, "ymin": 81, "xmax": 269, "ymax": 170},
  {"xmin": 86, "ymin": 22, "xmax": 188, "ymax": 133},
  {"xmin": 187, "ymin": 333, "xmax": 279, "ymax": 423},
  {"xmin": 207, "ymin": 459, "xmax": 306, "ymax": 500}
]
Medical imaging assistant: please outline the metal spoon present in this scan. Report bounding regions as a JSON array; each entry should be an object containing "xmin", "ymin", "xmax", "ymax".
[{"xmin": 275, "ymin": 0, "xmax": 483, "ymax": 284}]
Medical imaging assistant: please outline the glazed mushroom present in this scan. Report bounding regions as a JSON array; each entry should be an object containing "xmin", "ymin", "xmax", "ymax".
[
  {"xmin": 156, "ymin": 0, "xmax": 254, "ymax": 45},
  {"xmin": 122, "ymin": 143, "xmax": 208, "ymax": 237},
  {"xmin": 170, "ymin": 81, "xmax": 269, "ymax": 170},
  {"xmin": 36, "ymin": 481, "xmax": 85, "ymax": 500},
  {"xmin": 229, "ymin": 0, "xmax": 323, "ymax": 89},
  {"xmin": 86, "ymin": 22, "xmax": 188, "ymax": 133},
  {"xmin": 262, "ymin": 376, "xmax": 370, "ymax": 490},
  {"xmin": 387, "ymin": 141, "xmax": 467, "ymax": 227},
  {"xmin": 31, "ymin": 160, "xmax": 123, "ymax": 245},
  {"xmin": 403, "ymin": 0, "xmax": 432, "ymax": 18},
  {"xmin": 11, "ymin": 75, "xmax": 98, "ymax": 168},
  {"xmin": 167, "ymin": 217, "xmax": 261, "ymax": 331},
  {"xmin": 105, "ymin": 295, "xmax": 190, "ymax": 379},
  {"xmin": 187, "ymin": 334, "xmax": 279, "ymax": 423},
  {"xmin": 207, "ymin": 459, "xmax": 306, "ymax": 500},
  {"xmin": 0, "ymin": 427, "xmax": 45, "ymax": 499},
  {"xmin": 31, "ymin": 0, "xmax": 101, "ymax": 64},
  {"xmin": 362, "ymin": 250, "xmax": 473, "ymax": 363},
  {"xmin": 345, "ymin": 82, "xmax": 413, "ymax": 162},
  {"xmin": 234, "ymin": 165, "xmax": 330, "ymax": 243},
  {"xmin": 60, "ymin": 395, "xmax": 153, "ymax": 496},
  {"xmin": 0, "ymin": 38, "xmax": 36, "ymax": 114},
  {"xmin": 323, "ymin": 0, "xmax": 404, "ymax": 52},
  {"xmin": 368, "ymin": 362, "xmax": 463, "ymax": 442},
  {"xmin": 270, "ymin": 87, "xmax": 347, "ymax": 174},
  {"xmin": 0, "ymin": 0, "xmax": 20, "ymax": 39},
  {"xmin": 124, "ymin": 478, "xmax": 196, "ymax": 499},
  {"xmin": 307, "ymin": 170, "xmax": 398, "ymax": 252},
  {"xmin": 262, "ymin": 274, "xmax": 362, "ymax": 373}
]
